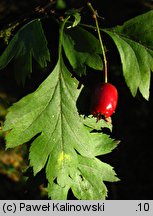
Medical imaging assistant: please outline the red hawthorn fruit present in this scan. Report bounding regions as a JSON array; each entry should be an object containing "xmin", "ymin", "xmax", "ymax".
[{"xmin": 90, "ymin": 83, "xmax": 118, "ymax": 120}]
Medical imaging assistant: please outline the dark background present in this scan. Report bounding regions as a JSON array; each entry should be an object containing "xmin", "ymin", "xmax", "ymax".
[{"xmin": 0, "ymin": 0, "xmax": 153, "ymax": 200}]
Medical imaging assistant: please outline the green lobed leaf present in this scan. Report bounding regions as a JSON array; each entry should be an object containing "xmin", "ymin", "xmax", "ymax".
[
  {"xmin": 62, "ymin": 26, "xmax": 103, "ymax": 76},
  {"xmin": 3, "ymin": 18, "xmax": 118, "ymax": 200},
  {"xmin": 104, "ymin": 10, "xmax": 153, "ymax": 100},
  {"xmin": 3, "ymin": 57, "xmax": 118, "ymax": 199},
  {"xmin": 0, "ymin": 19, "xmax": 50, "ymax": 85}
]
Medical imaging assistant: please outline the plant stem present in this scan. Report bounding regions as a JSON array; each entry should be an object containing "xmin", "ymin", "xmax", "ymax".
[{"xmin": 87, "ymin": 2, "xmax": 108, "ymax": 83}]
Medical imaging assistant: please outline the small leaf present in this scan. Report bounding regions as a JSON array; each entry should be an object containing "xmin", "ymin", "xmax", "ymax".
[
  {"xmin": 62, "ymin": 26, "xmax": 103, "ymax": 76},
  {"xmin": 71, "ymin": 13, "xmax": 81, "ymax": 28},
  {"xmin": 104, "ymin": 11, "xmax": 153, "ymax": 99},
  {"xmin": 66, "ymin": 10, "xmax": 81, "ymax": 28},
  {"xmin": 0, "ymin": 19, "xmax": 50, "ymax": 85}
]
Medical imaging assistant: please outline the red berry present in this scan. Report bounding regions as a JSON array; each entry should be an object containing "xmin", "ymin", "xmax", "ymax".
[{"xmin": 90, "ymin": 83, "xmax": 118, "ymax": 119}]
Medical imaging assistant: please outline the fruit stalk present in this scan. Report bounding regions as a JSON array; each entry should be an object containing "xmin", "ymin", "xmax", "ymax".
[{"xmin": 87, "ymin": 2, "xmax": 108, "ymax": 83}]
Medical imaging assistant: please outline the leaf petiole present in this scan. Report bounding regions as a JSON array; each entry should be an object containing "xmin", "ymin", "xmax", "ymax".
[{"xmin": 58, "ymin": 16, "xmax": 70, "ymax": 57}]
